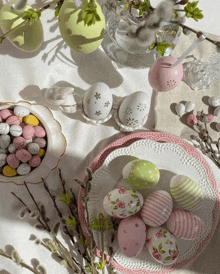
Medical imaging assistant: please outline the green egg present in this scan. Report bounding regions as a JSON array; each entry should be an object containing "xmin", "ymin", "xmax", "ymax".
[
  {"xmin": 0, "ymin": 4, "xmax": 44, "ymax": 52},
  {"xmin": 58, "ymin": 0, "xmax": 105, "ymax": 54},
  {"xmin": 122, "ymin": 159, "xmax": 160, "ymax": 189}
]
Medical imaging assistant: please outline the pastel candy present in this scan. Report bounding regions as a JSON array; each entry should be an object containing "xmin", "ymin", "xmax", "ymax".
[
  {"xmin": 13, "ymin": 137, "xmax": 26, "ymax": 149},
  {"xmin": 6, "ymin": 115, "xmax": 21, "ymax": 126},
  {"xmin": 7, "ymin": 154, "xmax": 20, "ymax": 168},
  {"xmin": 0, "ymin": 148, "xmax": 7, "ymax": 154},
  {"xmin": 23, "ymin": 115, "xmax": 39, "ymax": 126},
  {"xmin": 22, "ymin": 125, "xmax": 35, "ymax": 140},
  {"xmin": 37, "ymin": 149, "xmax": 45, "ymax": 157},
  {"xmin": 34, "ymin": 137, "xmax": 46, "ymax": 148},
  {"xmin": 17, "ymin": 163, "xmax": 31, "ymax": 175},
  {"xmin": 13, "ymin": 106, "xmax": 30, "ymax": 117},
  {"xmin": 0, "ymin": 109, "xmax": 13, "ymax": 119},
  {"xmin": 34, "ymin": 126, "xmax": 46, "ymax": 137},
  {"xmin": 0, "ymin": 134, "xmax": 11, "ymax": 148},
  {"xmin": 29, "ymin": 155, "xmax": 41, "ymax": 167},
  {"xmin": 10, "ymin": 125, "xmax": 23, "ymax": 137},
  {"xmin": 27, "ymin": 143, "xmax": 40, "ymax": 154},
  {"xmin": 8, "ymin": 144, "xmax": 17, "ymax": 154},
  {"xmin": 0, "ymin": 153, "xmax": 7, "ymax": 167},
  {"xmin": 0, "ymin": 123, "xmax": 10, "ymax": 134},
  {"xmin": 16, "ymin": 149, "xmax": 32, "ymax": 162},
  {"xmin": 170, "ymin": 175, "xmax": 203, "ymax": 211},
  {"xmin": 3, "ymin": 165, "xmax": 17, "ymax": 176}
]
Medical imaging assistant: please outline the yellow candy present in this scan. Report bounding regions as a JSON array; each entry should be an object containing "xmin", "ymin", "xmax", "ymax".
[
  {"xmin": 19, "ymin": 117, "xmax": 23, "ymax": 122},
  {"xmin": 37, "ymin": 149, "xmax": 45, "ymax": 157},
  {"xmin": 23, "ymin": 114, "xmax": 39, "ymax": 126},
  {"xmin": 3, "ymin": 165, "xmax": 17, "ymax": 176}
]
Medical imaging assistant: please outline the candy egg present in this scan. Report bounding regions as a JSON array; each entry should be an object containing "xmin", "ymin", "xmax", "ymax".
[
  {"xmin": 7, "ymin": 154, "xmax": 20, "ymax": 169},
  {"xmin": 103, "ymin": 187, "xmax": 143, "ymax": 218},
  {"xmin": 27, "ymin": 143, "xmax": 40, "ymax": 155},
  {"xmin": 3, "ymin": 165, "xmax": 17, "ymax": 176},
  {"xmin": 214, "ymin": 106, "xmax": 220, "ymax": 117},
  {"xmin": 17, "ymin": 163, "xmax": 31, "ymax": 175},
  {"xmin": 175, "ymin": 103, "xmax": 185, "ymax": 117},
  {"xmin": 23, "ymin": 115, "xmax": 39, "ymax": 126},
  {"xmin": 33, "ymin": 137, "xmax": 46, "ymax": 148},
  {"xmin": 146, "ymin": 227, "xmax": 179, "ymax": 265},
  {"xmin": 34, "ymin": 126, "xmax": 46, "ymax": 138},
  {"xmin": 10, "ymin": 125, "xmax": 23, "ymax": 137},
  {"xmin": 16, "ymin": 149, "xmax": 32, "ymax": 162},
  {"xmin": 8, "ymin": 144, "xmax": 17, "ymax": 154},
  {"xmin": 122, "ymin": 159, "xmax": 160, "ymax": 189},
  {"xmin": 118, "ymin": 91, "xmax": 150, "ymax": 128},
  {"xmin": 13, "ymin": 106, "xmax": 30, "ymax": 117},
  {"xmin": 22, "ymin": 125, "xmax": 35, "ymax": 140},
  {"xmin": 185, "ymin": 101, "xmax": 195, "ymax": 113},
  {"xmin": 13, "ymin": 136, "xmax": 26, "ymax": 149},
  {"xmin": 37, "ymin": 149, "xmax": 45, "ymax": 157},
  {"xmin": 29, "ymin": 155, "xmax": 41, "ymax": 167},
  {"xmin": 0, "ymin": 109, "xmax": 13, "ymax": 119},
  {"xmin": 0, "ymin": 148, "xmax": 7, "ymax": 154},
  {"xmin": 6, "ymin": 115, "xmax": 21, "ymax": 126},
  {"xmin": 0, "ymin": 123, "xmax": 10, "ymax": 134},
  {"xmin": 140, "ymin": 190, "xmax": 173, "ymax": 226},
  {"xmin": 118, "ymin": 216, "xmax": 146, "ymax": 258},
  {"xmin": 208, "ymin": 96, "xmax": 219, "ymax": 107},
  {"xmin": 82, "ymin": 82, "xmax": 113, "ymax": 121},
  {"xmin": 0, "ymin": 153, "xmax": 7, "ymax": 167},
  {"xmin": 148, "ymin": 56, "xmax": 183, "ymax": 92},
  {"xmin": 0, "ymin": 134, "xmax": 11, "ymax": 148},
  {"xmin": 166, "ymin": 211, "xmax": 204, "ymax": 240},
  {"xmin": 170, "ymin": 175, "xmax": 203, "ymax": 211}
]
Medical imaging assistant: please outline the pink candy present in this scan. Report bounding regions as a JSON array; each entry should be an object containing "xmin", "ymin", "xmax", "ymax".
[
  {"xmin": 29, "ymin": 155, "xmax": 41, "ymax": 167},
  {"xmin": 34, "ymin": 137, "xmax": 46, "ymax": 148},
  {"xmin": 13, "ymin": 137, "xmax": 26, "ymax": 149},
  {"xmin": 0, "ymin": 109, "xmax": 13, "ymax": 119},
  {"xmin": 7, "ymin": 154, "xmax": 20, "ymax": 168},
  {"xmin": 16, "ymin": 149, "xmax": 32, "ymax": 162},
  {"xmin": 6, "ymin": 115, "xmax": 21, "ymax": 126},
  {"xmin": 34, "ymin": 126, "xmax": 46, "ymax": 138},
  {"xmin": 23, "ymin": 125, "xmax": 35, "ymax": 140}
]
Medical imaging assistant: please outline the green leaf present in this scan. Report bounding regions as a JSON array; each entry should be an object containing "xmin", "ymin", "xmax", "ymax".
[
  {"xmin": 116, "ymin": 198, "xmax": 119, "ymax": 203},
  {"xmin": 159, "ymin": 250, "xmax": 165, "ymax": 254},
  {"xmin": 22, "ymin": 8, "xmax": 41, "ymax": 25},
  {"xmin": 139, "ymin": 0, "xmax": 150, "ymax": 15},
  {"xmin": 158, "ymin": 243, "xmax": 162, "ymax": 251},
  {"xmin": 59, "ymin": 192, "xmax": 70, "ymax": 204},
  {"xmin": 124, "ymin": 2, "xmax": 129, "ymax": 10},
  {"xmin": 81, "ymin": 3, "xmax": 101, "ymax": 26},
  {"xmin": 173, "ymin": 11, "xmax": 178, "ymax": 18},
  {"xmin": 66, "ymin": 215, "xmax": 77, "ymax": 227},
  {"xmin": 165, "ymin": 256, "xmax": 171, "ymax": 260},
  {"xmin": 184, "ymin": 1, "xmax": 203, "ymax": 21},
  {"xmin": 175, "ymin": 242, "xmax": 178, "ymax": 250},
  {"xmin": 148, "ymin": 43, "xmax": 156, "ymax": 50},
  {"xmin": 156, "ymin": 41, "xmax": 171, "ymax": 56},
  {"xmin": 111, "ymin": 201, "xmax": 116, "ymax": 204},
  {"xmin": 153, "ymin": 247, "xmax": 157, "ymax": 252},
  {"xmin": 113, "ymin": 206, "xmax": 118, "ymax": 210},
  {"xmin": 131, "ymin": 194, "xmax": 138, "ymax": 198},
  {"xmin": 128, "ymin": 211, "xmax": 133, "ymax": 214},
  {"xmin": 166, "ymin": 240, "xmax": 169, "ymax": 244},
  {"xmin": 169, "ymin": 249, "xmax": 172, "ymax": 255}
]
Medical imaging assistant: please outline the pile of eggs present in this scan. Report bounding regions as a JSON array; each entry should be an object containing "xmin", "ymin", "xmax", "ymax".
[
  {"xmin": 0, "ymin": 106, "xmax": 47, "ymax": 177},
  {"xmin": 103, "ymin": 159, "xmax": 204, "ymax": 265}
]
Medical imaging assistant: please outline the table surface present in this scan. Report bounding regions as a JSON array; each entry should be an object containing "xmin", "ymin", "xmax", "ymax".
[{"xmin": 0, "ymin": 0, "xmax": 220, "ymax": 274}]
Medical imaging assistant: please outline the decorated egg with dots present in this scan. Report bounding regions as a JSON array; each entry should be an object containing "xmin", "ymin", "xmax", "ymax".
[
  {"xmin": 122, "ymin": 159, "xmax": 160, "ymax": 189},
  {"xmin": 103, "ymin": 187, "xmax": 143, "ymax": 218},
  {"xmin": 118, "ymin": 216, "xmax": 146, "ymax": 258},
  {"xmin": 141, "ymin": 190, "xmax": 173, "ymax": 227},
  {"xmin": 146, "ymin": 227, "xmax": 179, "ymax": 265}
]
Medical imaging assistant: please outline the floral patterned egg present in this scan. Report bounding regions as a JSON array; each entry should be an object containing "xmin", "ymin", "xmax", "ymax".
[
  {"xmin": 118, "ymin": 216, "xmax": 146, "ymax": 258},
  {"xmin": 82, "ymin": 82, "xmax": 113, "ymax": 120},
  {"xmin": 141, "ymin": 190, "xmax": 173, "ymax": 226},
  {"xmin": 103, "ymin": 187, "xmax": 143, "ymax": 218},
  {"xmin": 166, "ymin": 210, "xmax": 204, "ymax": 240},
  {"xmin": 146, "ymin": 227, "xmax": 180, "ymax": 265}
]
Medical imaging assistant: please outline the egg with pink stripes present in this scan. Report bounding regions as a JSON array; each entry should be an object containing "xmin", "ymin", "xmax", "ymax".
[
  {"xmin": 166, "ymin": 210, "xmax": 204, "ymax": 240},
  {"xmin": 141, "ymin": 190, "xmax": 173, "ymax": 227}
]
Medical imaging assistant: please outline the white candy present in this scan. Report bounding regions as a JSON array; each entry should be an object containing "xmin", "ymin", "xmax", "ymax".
[
  {"xmin": 216, "ymin": 123, "xmax": 220, "ymax": 132},
  {"xmin": 0, "ymin": 134, "xmax": 11, "ymax": 148},
  {"xmin": 0, "ymin": 153, "xmax": 7, "ymax": 167},
  {"xmin": 175, "ymin": 103, "xmax": 185, "ymax": 117},
  {"xmin": 214, "ymin": 106, "xmax": 220, "ymax": 117},
  {"xmin": 13, "ymin": 106, "xmax": 30, "ymax": 117},
  {"xmin": 185, "ymin": 101, "xmax": 195, "ymax": 113},
  {"xmin": 0, "ymin": 123, "xmax": 10, "ymax": 135},
  {"xmin": 10, "ymin": 125, "xmax": 23, "ymax": 137},
  {"xmin": 17, "ymin": 163, "xmax": 31, "ymax": 175},
  {"xmin": 208, "ymin": 96, "xmax": 219, "ymax": 107},
  {"xmin": 27, "ymin": 143, "xmax": 40, "ymax": 154},
  {"xmin": 25, "ymin": 138, "xmax": 33, "ymax": 147},
  {"xmin": 0, "ymin": 148, "xmax": 7, "ymax": 154},
  {"xmin": 8, "ymin": 144, "xmax": 17, "ymax": 154}
]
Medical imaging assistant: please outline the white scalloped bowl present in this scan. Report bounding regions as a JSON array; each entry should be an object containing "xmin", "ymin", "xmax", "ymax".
[{"xmin": 0, "ymin": 101, "xmax": 67, "ymax": 185}]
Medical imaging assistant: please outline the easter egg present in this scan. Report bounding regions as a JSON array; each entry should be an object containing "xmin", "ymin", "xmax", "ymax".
[
  {"xmin": 103, "ymin": 187, "xmax": 143, "ymax": 218},
  {"xmin": 118, "ymin": 91, "xmax": 150, "ymax": 128},
  {"xmin": 118, "ymin": 216, "xmax": 146, "ymax": 258},
  {"xmin": 58, "ymin": 0, "xmax": 105, "ymax": 54},
  {"xmin": 166, "ymin": 210, "xmax": 204, "ymax": 240},
  {"xmin": 122, "ymin": 159, "xmax": 160, "ymax": 189},
  {"xmin": 146, "ymin": 227, "xmax": 179, "ymax": 265},
  {"xmin": 0, "ymin": 4, "xmax": 43, "ymax": 52},
  {"xmin": 141, "ymin": 190, "xmax": 173, "ymax": 226},
  {"xmin": 82, "ymin": 82, "xmax": 113, "ymax": 120},
  {"xmin": 170, "ymin": 175, "xmax": 203, "ymax": 211}
]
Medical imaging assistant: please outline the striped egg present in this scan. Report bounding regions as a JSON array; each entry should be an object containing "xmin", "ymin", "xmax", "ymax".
[
  {"xmin": 166, "ymin": 210, "xmax": 204, "ymax": 240},
  {"xmin": 170, "ymin": 175, "xmax": 203, "ymax": 211},
  {"xmin": 140, "ymin": 190, "xmax": 173, "ymax": 227}
]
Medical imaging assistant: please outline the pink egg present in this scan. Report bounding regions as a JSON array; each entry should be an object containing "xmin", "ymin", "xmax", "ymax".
[
  {"xmin": 13, "ymin": 137, "xmax": 26, "ymax": 149},
  {"xmin": 34, "ymin": 126, "xmax": 46, "ymax": 138},
  {"xmin": 148, "ymin": 56, "xmax": 183, "ymax": 92},
  {"xmin": 6, "ymin": 115, "xmax": 21, "ymax": 126},
  {"xmin": 16, "ymin": 149, "xmax": 32, "ymax": 162},
  {"xmin": 166, "ymin": 210, "xmax": 204, "ymax": 240},
  {"xmin": 22, "ymin": 125, "xmax": 35, "ymax": 140},
  {"xmin": 20, "ymin": 123, "xmax": 26, "ymax": 129},
  {"xmin": 29, "ymin": 155, "xmax": 41, "ymax": 167},
  {"xmin": 141, "ymin": 190, "xmax": 173, "ymax": 227},
  {"xmin": 33, "ymin": 137, "xmax": 46, "ymax": 148},
  {"xmin": 0, "ymin": 109, "xmax": 13, "ymax": 119},
  {"xmin": 118, "ymin": 216, "xmax": 146, "ymax": 258},
  {"xmin": 7, "ymin": 154, "xmax": 20, "ymax": 168}
]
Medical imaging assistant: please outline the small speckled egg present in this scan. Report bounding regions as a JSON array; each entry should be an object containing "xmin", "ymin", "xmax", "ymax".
[
  {"xmin": 185, "ymin": 101, "xmax": 195, "ymax": 113},
  {"xmin": 0, "ymin": 123, "xmax": 10, "ymax": 134},
  {"xmin": 166, "ymin": 211, "xmax": 204, "ymax": 240},
  {"xmin": 10, "ymin": 125, "xmax": 23, "ymax": 136},
  {"xmin": 8, "ymin": 144, "xmax": 17, "ymax": 154},
  {"xmin": 146, "ymin": 227, "xmax": 179, "ymax": 265},
  {"xmin": 214, "ymin": 106, "xmax": 220, "ymax": 117},
  {"xmin": 82, "ymin": 82, "xmax": 113, "ymax": 121},
  {"xmin": 0, "ymin": 134, "xmax": 11, "ymax": 148},
  {"xmin": 0, "ymin": 109, "xmax": 13, "ymax": 119},
  {"xmin": 118, "ymin": 216, "xmax": 146, "ymax": 258},
  {"xmin": 118, "ymin": 91, "xmax": 150, "ymax": 128},
  {"xmin": 122, "ymin": 159, "xmax": 160, "ymax": 189},
  {"xmin": 208, "ymin": 96, "xmax": 219, "ymax": 107},
  {"xmin": 22, "ymin": 125, "xmax": 35, "ymax": 140},
  {"xmin": 141, "ymin": 190, "xmax": 173, "ymax": 226},
  {"xmin": 0, "ymin": 153, "xmax": 7, "ymax": 167},
  {"xmin": 103, "ymin": 187, "xmax": 143, "ymax": 218},
  {"xmin": 33, "ymin": 137, "xmax": 46, "ymax": 148},
  {"xmin": 27, "ymin": 143, "xmax": 40, "ymax": 154},
  {"xmin": 7, "ymin": 154, "xmax": 20, "ymax": 169},
  {"xmin": 17, "ymin": 163, "xmax": 31, "ymax": 175},
  {"xmin": 6, "ymin": 115, "xmax": 21, "ymax": 126},
  {"xmin": 170, "ymin": 175, "xmax": 203, "ymax": 211},
  {"xmin": 13, "ymin": 106, "xmax": 30, "ymax": 117},
  {"xmin": 13, "ymin": 136, "xmax": 26, "ymax": 149},
  {"xmin": 37, "ymin": 149, "xmax": 45, "ymax": 157},
  {"xmin": 175, "ymin": 103, "xmax": 185, "ymax": 117},
  {"xmin": 34, "ymin": 126, "xmax": 46, "ymax": 138},
  {"xmin": 29, "ymin": 155, "xmax": 41, "ymax": 167}
]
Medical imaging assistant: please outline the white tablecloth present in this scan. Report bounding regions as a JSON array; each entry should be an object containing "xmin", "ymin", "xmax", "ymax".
[{"xmin": 0, "ymin": 0, "xmax": 220, "ymax": 273}]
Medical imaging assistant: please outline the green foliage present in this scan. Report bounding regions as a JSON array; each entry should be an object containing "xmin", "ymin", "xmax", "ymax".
[
  {"xmin": 173, "ymin": 11, "xmax": 178, "ymax": 18},
  {"xmin": 139, "ymin": 0, "xmax": 150, "ymax": 15},
  {"xmin": 59, "ymin": 192, "xmax": 70, "ymax": 204},
  {"xmin": 66, "ymin": 215, "xmax": 77, "ymax": 227},
  {"xmin": 124, "ymin": 2, "xmax": 129, "ymax": 10},
  {"xmin": 82, "ymin": 2, "xmax": 101, "ymax": 26},
  {"xmin": 156, "ymin": 41, "xmax": 171, "ymax": 56},
  {"xmin": 79, "ymin": 237, "xmax": 84, "ymax": 245},
  {"xmin": 54, "ymin": 2, "xmax": 63, "ymax": 17},
  {"xmin": 96, "ymin": 260, "xmax": 106, "ymax": 270},
  {"xmin": 22, "ymin": 8, "xmax": 41, "ymax": 25},
  {"xmin": 184, "ymin": 1, "xmax": 203, "ymax": 21},
  {"xmin": 90, "ymin": 213, "xmax": 113, "ymax": 231}
]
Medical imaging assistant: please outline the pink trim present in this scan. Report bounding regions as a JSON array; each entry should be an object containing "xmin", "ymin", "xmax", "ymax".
[{"xmin": 78, "ymin": 131, "xmax": 220, "ymax": 274}]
